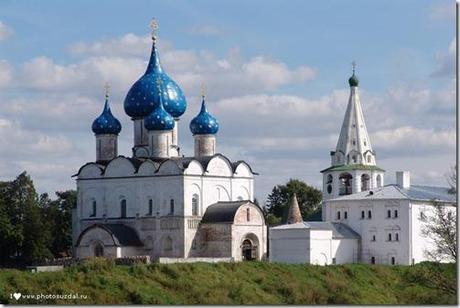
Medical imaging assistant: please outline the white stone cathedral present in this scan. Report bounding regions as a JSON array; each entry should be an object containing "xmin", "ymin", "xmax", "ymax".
[
  {"xmin": 72, "ymin": 21, "xmax": 267, "ymax": 262},
  {"xmin": 269, "ymin": 68, "xmax": 456, "ymax": 265}
]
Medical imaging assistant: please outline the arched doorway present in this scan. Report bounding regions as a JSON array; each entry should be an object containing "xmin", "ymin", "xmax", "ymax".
[
  {"xmin": 241, "ymin": 234, "xmax": 259, "ymax": 261},
  {"xmin": 94, "ymin": 243, "xmax": 104, "ymax": 257},
  {"xmin": 339, "ymin": 173, "xmax": 353, "ymax": 195}
]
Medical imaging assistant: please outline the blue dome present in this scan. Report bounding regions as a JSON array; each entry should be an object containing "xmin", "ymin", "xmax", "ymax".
[
  {"xmin": 190, "ymin": 97, "xmax": 219, "ymax": 135},
  {"xmin": 144, "ymin": 94, "xmax": 175, "ymax": 131},
  {"xmin": 91, "ymin": 97, "xmax": 122, "ymax": 135},
  {"xmin": 123, "ymin": 40, "xmax": 187, "ymax": 118}
]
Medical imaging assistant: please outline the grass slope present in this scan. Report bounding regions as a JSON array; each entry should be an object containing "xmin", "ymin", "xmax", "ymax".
[{"xmin": 0, "ymin": 259, "xmax": 457, "ymax": 305}]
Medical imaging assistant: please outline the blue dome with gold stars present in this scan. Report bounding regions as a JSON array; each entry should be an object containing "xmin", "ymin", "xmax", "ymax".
[
  {"xmin": 92, "ymin": 97, "xmax": 122, "ymax": 135},
  {"xmin": 123, "ymin": 24, "xmax": 186, "ymax": 119},
  {"xmin": 190, "ymin": 96, "xmax": 219, "ymax": 135},
  {"xmin": 144, "ymin": 93, "xmax": 175, "ymax": 131}
]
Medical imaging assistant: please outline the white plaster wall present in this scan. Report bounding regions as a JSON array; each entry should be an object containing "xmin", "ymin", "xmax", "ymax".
[
  {"xmin": 269, "ymin": 228, "xmax": 311, "ymax": 264},
  {"xmin": 332, "ymin": 238, "xmax": 359, "ymax": 264},
  {"xmin": 309, "ymin": 229, "xmax": 333, "ymax": 265}
]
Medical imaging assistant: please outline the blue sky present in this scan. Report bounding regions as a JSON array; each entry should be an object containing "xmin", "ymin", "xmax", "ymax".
[{"xmin": 0, "ymin": 0, "xmax": 455, "ymax": 201}]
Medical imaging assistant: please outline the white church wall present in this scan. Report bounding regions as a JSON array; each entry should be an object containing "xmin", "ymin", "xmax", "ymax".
[
  {"xmin": 331, "ymin": 238, "xmax": 359, "ymax": 264},
  {"xmin": 269, "ymin": 228, "xmax": 311, "ymax": 264},
  {"xmin": 410, "ymin": 201, "xmax": 456, "ymax": 264},
  {"xmin": 104, "ymin": 157, "xmax": 136, "ymax": 177},
  {"xmin": 309, "ymin": 229, "xmax": 333, "ymax": 265}
]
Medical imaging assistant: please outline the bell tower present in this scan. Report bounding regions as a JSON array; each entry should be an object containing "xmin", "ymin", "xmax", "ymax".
[{"xmin": 321, "ymin": 63, "xmax": 385, "ymax": 203}]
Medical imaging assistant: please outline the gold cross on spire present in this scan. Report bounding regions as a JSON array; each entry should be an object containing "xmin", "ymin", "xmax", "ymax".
[
  {"xmin": 200, "ymin": 82, "xmax": 206, "ymax": 98},
  {"xmin": 150, "ymin": 18, "xmax": 158, "ymax": 40},
  {"xmin": 351, "ymin": 60, "xmax": 357, "ymax": 74},
  {"xmin": 104, "ymin": 82, "xmax": 110, "ymax": 98}
]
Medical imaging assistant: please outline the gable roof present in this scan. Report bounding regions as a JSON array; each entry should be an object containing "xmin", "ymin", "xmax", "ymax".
[
  {"xmin": 201, "ymin": 201, "xmax": 256, "ymax": 223},
  {"xmin": 329, "ymin": 184, "xmax": 456, "ymax": 203}
]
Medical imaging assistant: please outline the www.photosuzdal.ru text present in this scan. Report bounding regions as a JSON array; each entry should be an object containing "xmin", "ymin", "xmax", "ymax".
[{"xmin": 10, "ymin": 292, "xmax": 88, "ymax": 301}]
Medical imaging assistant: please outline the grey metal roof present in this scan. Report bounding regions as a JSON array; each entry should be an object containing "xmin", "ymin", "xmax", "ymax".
[
  {"xmin": 201, "ymin": 201, "xmax": 252, "ymax": 223},
  {"xmin": 270, "ymin": 221, "xmax": 360, "ymax": 239},
  {"xmin": 76, "ymin": 223, "xmax": 143, "ymax": 247},
  {"xmin": 329, "ymin": 184, "xmax": 456, "ymax": 203}
]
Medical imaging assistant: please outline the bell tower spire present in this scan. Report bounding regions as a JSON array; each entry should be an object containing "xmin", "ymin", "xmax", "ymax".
[{"xmin": 321, "ymin": 64, "xmax": 385, "ymax": 204}]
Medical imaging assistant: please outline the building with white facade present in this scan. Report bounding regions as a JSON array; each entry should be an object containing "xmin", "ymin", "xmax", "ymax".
[
  {"xmin": 269, "ymin": 69, "xmax": 456, "ymax": 265},
  {"xmin": 72, "ymin": 21, "xmax": 267, "ymax": 262}
]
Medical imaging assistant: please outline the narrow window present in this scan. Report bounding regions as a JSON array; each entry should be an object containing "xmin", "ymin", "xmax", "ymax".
[
  {"xmin": 361, "ymin": 210, "xmax": 365, "ymax": 219},
  {"xmin": 371, "ymin": 257, "xmax": 375, "ymax": 264},
  {"xmin": 344, "ymin": 211, "xmax": 348, "ymax": 219},
  {"xmin": 371, "ymin": 235, "xmax": 376, "ymax": 242},
  {"xmin": 170, "ymin": 199, "xmax": 175, "ymax": 215},
  {"xmin": 191, "ymin": 239, "xmax": 197, "ymax": 250},
  {"xmin": 395, "ymin": 233, "xmax": 399, "ymax": 241},
  {"xmin": 332, "ymin": 258, "xmax": 336, "ymax": 265},
  {"xmin": 337, "ymin": 211, "xmax": 341, "ymax": 220},
  {"xmin": 368, "ymin": 210, "xmax": 372, "ymax": 219},
  {"xmin": 387, "ymin": 209, "xmax": 391, "ymax": 218},
  {"xmin": 148, "ymin": 199, "xmax": 153, "ymax": 216},
  {"xmin": 394, "ymin": 209, "xmax": 398, "ymax": 218},
  {"xmin": 121, "ymin": 199, "xmax": 127, "ymax": 218},
  {"xmin": 388, "ymin": 233, "xmax": 392, "ymax": 241},
  {"xmin": 91, "ymin": 200, "xmax": 96, "ymax": 217},
  {"xmin": 192, "ymin": 195, "xmax": 199, "ymax": 216},
  {"xmin": 246, "ymin": 208, "xmax": 251, "ymax": 222},
  {"xmin": 367, "ymin": 155, "xmax": 371, "ymax": 163},
  {"xmin": 420, "ymin": 211, "xmax": 426, "ymax": 221},
  {"xmin": 391, "ymin": 257, "xmax": 395, "ymax": 265}
]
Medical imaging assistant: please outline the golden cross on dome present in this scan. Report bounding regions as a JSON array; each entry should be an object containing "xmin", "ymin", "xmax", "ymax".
[
  {"xmin": 104, "ymin": 82, "xmax": 110, "ymax": 98},
  {"xmin": 200, "ymin": 82, "xmax": 206, "ymax": 98},
  {"xmin": 351, "ymin": 60, "xmax": 357, "ymax": 73},
  {"xmin": 150, "ymin": 18, "xmax": 158, "ymax": 40}
]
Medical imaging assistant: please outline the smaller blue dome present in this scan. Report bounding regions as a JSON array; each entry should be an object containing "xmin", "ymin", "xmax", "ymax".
[
  {"xmin": 92, "ymin": 97, "xmax": 122, "ymax": 135},
  {"xmin": 144, "ymin": 94, "xmax": 175, "ymax": 131},
  {"xmin": 190, "ymin": 97, "xmax": 219, "ymax": 135}
]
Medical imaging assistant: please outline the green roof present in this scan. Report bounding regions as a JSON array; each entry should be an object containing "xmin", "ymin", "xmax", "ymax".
[{"xmin": 320, "ymin": 164, "xmax": 385, "ymax": 173}]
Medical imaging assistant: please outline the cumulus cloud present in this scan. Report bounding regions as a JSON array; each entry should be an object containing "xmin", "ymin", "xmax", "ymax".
[
  {"xmin": 0, "ymin": 60, "xmax": 13, "ymax": 87},
  {"xmin": 0, "ymin": 21, "xmax": 13, "ymax": 41}
]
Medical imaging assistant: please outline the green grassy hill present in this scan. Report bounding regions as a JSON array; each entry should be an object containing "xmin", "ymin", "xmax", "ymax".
[{"xmin": 0, "ymin": 259, "xmax": 456, "ymax": 305}]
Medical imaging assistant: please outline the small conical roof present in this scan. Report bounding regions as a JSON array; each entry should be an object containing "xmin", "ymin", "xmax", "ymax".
[{"xmin": 287, "ymin": 193, "xmax": 303, "ymax": 224}]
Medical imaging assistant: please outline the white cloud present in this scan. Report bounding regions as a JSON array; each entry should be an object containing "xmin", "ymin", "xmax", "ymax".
[
  {"xmin": 0, "ymin": 21, "xmax": 13, "ymax": 41},
  {"xmin": 0, "ymin": 59, "xmax": 13, "ymax": 86}
]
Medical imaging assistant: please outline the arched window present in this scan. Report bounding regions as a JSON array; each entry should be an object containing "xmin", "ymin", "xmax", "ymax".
[
  {"xmin": 388, "ymin": 233, "xmax": 392, "ymax": 241},
  {"xmin": 395, "ymin": 233, "xmax": 399, "ymax": 241},
  {"xmin": 344, "ymin": 211, "xmax": 348, "ymax": 219},
  {"xmin": 326, "ymin": 174, "xmax": 333, "ymax": 184},
  {"xmin": 361, "ymin": 174, "xmax": 370, "ymax": 191},
  {"xmin": 91, "ymin": 200, "xmax": 96, "ymax": 217},
  {"xmin": 387, "ymin": 209, "xmax": 391, "ymax": 218},
  {"xmin": 169, "ymin": 199, "xmax": 175, "ymax": 215},
  {"xmin": 246, "ymin": 208, "xmax": 251, "ymax": 222},
  {"xmin": 368, "ymin": 210, "xmax": 372, "ymax": 219},
  {"xmin": 337, "ymin": 211, "xmax": 341, "ymax": 220},
  {"xmin": 371, "ymin": 235, "xmax": 376, "ymax": 241},
  {"xmin": 367, "ymin": 155, "xmax": 371, "ymax": 163},
  {"xmin": 371, "ymin": 256, "xmax": 375, "ymax": 264},
  {"xmin": 361, "ymin": 210, "xmax": 365, "ymax": 219},
  {"xmin": 376, "ymin": 175, "xmax": 382, "ymax": 187},
  {"xmin": 391, "ymin": 257, "xmax": 395, "ymax": 265},
  {"xmin": 120, "ymin": 199, "xmax": 127, "ymax": 218},
  {"xmin": 394, "ymin": 209, "xmax": 398, "ymax": 218},
  {"xmin": 148, "ymin": 199, "xmax": 153, "ymax": 216},
  {"xmin": 192, "ymin": 194, "xmax": 199, "ymax": 216},
  {"xmin": 339, "ymin": 173, "xmax": 353, "ymax": 195}
]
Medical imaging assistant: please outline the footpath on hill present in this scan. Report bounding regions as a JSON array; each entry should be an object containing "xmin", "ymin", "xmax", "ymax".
[{"xmin": 0, "ymin": 259, "xmax": 457, "ymax": 305}]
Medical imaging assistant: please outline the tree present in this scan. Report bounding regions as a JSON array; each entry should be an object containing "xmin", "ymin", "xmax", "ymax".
[
  {"xmin": 421, "ymin": 202, "xmax": 457, "ymax": 262},
  {"xmin": 265, "ymin": 179, "xmax": 322, "ymax": 225}
]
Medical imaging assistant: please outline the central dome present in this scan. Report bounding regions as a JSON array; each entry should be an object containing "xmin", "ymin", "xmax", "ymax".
[{"xmin": 124, "ymin": 37, "xmax": 187, "ymax": 119}]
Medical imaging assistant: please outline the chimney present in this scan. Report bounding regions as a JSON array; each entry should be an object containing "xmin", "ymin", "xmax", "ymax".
[
  {"xmin": 396, "ymin": 171, "xmax": 410, "ymax": 189},
  {"xmin": 287, "ymin": 194, "xmax": 303, "ymax": 224}
]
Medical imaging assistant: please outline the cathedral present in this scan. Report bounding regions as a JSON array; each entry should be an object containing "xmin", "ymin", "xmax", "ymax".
[
  {"xmin": 72, "ymin": 20, "xmax": 267, "ymax": 262},
  {"xmin": 269, "ymin": 67, "xmax": 456, "ymax": 265}
]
